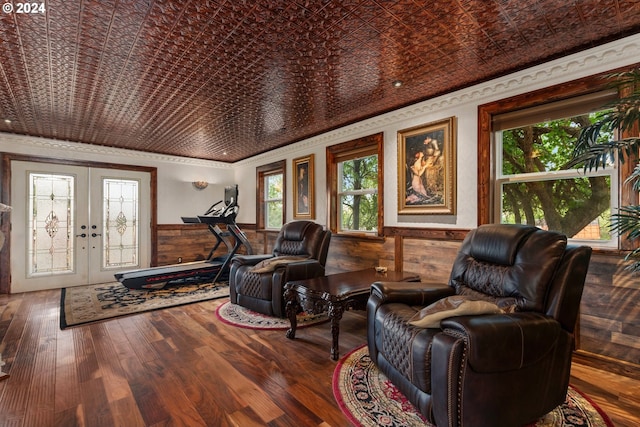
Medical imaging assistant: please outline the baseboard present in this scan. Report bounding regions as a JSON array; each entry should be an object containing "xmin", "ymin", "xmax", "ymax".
[{"xmin": 573, "ymin": 349, "xmax": 640, "ymax": 380}]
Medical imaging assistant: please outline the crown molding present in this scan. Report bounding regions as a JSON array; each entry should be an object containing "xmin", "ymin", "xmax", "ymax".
[
  {"xmin": 237, "ymin": 34, "xmax": 640, "ymax": 167},
  {"xmin": 0, "ymin": 132, "xmax": 233, "ymax": 169}
]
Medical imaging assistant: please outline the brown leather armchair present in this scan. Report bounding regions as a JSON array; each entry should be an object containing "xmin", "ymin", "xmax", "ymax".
[
  {"xmin": 367, "ymin": 224, "xmax": 592, "ymax": 427},
  {"xmin": 229, "ymin": 220, "xmax": 331, "ymax": 318}
]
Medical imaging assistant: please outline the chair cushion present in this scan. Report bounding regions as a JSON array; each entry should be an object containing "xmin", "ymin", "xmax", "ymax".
[
  {"xmin": 408, "ymin": 295, "xmax": 503, "ymax": 328},
  {"xmin": 249, "ymin": 255, "xmax": 309, "ymax": 273},
  {"xmin": 468, "ymin": 224, "xmax": 536, "ymax": 265},
  {"xmin": 449, "ymin": 224, "xmax": 567, "ymax": 312}
]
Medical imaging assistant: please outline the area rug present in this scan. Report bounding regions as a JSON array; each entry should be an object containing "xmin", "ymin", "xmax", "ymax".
[
  {"xmin": 215, "ymin": 300, "xmax": 328, "ymax": 330},
  {"xmin": 60, "ymin": 281, "xmax": 229, "ymax": 329},
  {"xmin": 333, "ymin": 345, "xmax": 614, "ymax": 427}
]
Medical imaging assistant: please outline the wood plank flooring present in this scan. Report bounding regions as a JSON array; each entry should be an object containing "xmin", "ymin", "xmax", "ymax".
[{"xmin": 0, "ymin": 289, "xmax": 638, "ymax": 427}]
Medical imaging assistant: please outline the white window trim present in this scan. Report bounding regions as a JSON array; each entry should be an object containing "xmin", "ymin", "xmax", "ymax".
[{"xmin": 493, "ymin": 130, "xmax": 619, "ymax": 248}]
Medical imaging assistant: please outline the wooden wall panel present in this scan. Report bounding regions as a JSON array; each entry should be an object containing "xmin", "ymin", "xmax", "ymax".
[
  {"xmin": 402, "ymin": 238, "xmax": 461, "ymax": 282},
  {"xmin": 156, "ymin": 224, "xmax": 218, "ymax": 265},
  {"xmin": 156, "ymin": 224, "xmax": 640, "ymax": 372},
  {"xmin": 325, "ymin": 236, "xmax": 389, "ymax": 274},
  {"xmin": 578, "ymin": 253, "xmax": 640, "ymax": 367}
]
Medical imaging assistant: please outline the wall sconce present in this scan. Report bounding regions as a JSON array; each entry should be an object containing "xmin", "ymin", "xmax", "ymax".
[{"xmin": 192, "ymin": 181, "xmax": 208, "ymax": 190}]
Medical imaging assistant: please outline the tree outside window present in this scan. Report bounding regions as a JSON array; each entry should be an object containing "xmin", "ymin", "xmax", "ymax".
[
  {"xmin": 265, "ymin": 173, "xmax": 283, "ymax": 229},
  {"xmin": 327, "ymin": 133, "xmax": 383, "ymax": 236},
  {"xmin": 256, "ymin": 160, "xmax": 285, "ymax": 230},
  {"xmin": 496, "ymin": 106, "xmax": 616, "ymax": 243},
  {"xmin": 338, "ymin": 154, "xmax": 378, "ymax": 232}
]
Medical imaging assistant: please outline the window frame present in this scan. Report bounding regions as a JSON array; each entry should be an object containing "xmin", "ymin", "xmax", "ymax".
[
  {"xmin": 256, "ymin": 160, "xmax": 286, "ymax": 230},
  {"xmin": 326, "ymin": 133, "xmax": 384, "ymax": 236},
  {"xmin": 478, "ymin": 69, "xmax": 635, "ymax": 250}
]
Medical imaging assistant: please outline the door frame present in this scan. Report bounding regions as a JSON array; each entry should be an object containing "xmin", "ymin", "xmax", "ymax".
[{"xmin": 0, "ymin": 153, "xmax": 158, "ymax": 294}]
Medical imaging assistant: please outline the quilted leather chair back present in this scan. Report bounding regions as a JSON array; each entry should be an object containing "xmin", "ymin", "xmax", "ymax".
[
  {"xmin": 448, "ymin": 224, "xmax": 567, "ymax": 312},
  {"xmin": 272, "ymin": 220, "xmax": 331, "ymax": 265}
]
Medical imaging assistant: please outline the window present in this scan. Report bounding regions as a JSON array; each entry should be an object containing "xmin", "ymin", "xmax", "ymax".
[
  {"xmin": 488, "ymin": 89, "xmax": 621, "ymax": 247},
  {"xmin": 327, "ymin": 133, "xmax": 383, "ymax": 235},
  {"xmin": 256, "ymin": 160, "xmax": 285, "ymax": 230}
]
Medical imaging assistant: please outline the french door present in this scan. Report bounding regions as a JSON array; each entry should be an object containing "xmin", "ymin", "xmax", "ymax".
[{"xmin": 10, "ymin": 161, "xmax": 151, "ymax": 292}]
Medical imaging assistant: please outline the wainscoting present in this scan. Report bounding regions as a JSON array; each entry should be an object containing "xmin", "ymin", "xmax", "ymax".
[{"xmin": 157, "ymin": 223, "xmax": 640, "ymax": 378}]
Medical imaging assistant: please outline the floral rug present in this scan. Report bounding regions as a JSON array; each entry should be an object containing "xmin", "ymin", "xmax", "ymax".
[
  {"xmin": 215, "ymin": 300, "xmax": 328, "ymax": 330},
  {"xmin": 60, "ymin": 281, "xmax": 228, "ymax": 329},
  {"xmin": 333, "ymin": 345, "xmax": 614, "ymax": 427}
]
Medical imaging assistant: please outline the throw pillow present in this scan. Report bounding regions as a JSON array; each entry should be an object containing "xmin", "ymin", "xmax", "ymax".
[
  {"xmin": 250, "ymin": 256, "xmax": 310, "ymax": 273},
  {"xmin": 409, "ymin": 295, "xmax": 503, "ymax": 328}
]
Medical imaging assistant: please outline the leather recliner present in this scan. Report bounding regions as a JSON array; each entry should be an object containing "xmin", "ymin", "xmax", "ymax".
[
  {"xmin": 367, "ymin": 224, "xmax": 592, "ymax": 427},
  {"xmin": 229, "ymin": 220, "xmax": 331, "ymax": 318}
]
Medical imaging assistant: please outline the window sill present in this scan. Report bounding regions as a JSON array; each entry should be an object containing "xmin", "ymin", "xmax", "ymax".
[{"xmin": 332, "ymin": 232, "xmax": 385, "ymax": 242}]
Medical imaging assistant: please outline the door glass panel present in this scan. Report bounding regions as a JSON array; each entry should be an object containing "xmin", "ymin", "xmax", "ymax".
[
  {"xmin": 28, "ymin": 173, "xmax": 75, "ymax": 276},
  {"xmin": 103, "ymin": 178, "xmax": 139, "ymax": 268}
]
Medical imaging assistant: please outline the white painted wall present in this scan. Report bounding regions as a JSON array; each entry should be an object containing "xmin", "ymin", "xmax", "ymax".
[
  {"xmin": 1, "ymin": 34, "xmax": 639, "ymax": 228},
  {"xmin": 234, "ymin": 34, "xmax": 640, "ymax": 229},
  {"xmin": 0, "ymin": 134, "xmax": 235, "ymax": 224}
]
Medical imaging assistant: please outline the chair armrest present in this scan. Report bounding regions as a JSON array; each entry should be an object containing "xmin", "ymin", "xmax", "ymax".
[
  {"xmin": 282, "ymin": 259, "xmax": 325, "ymax": 281},
  {"xmin": 230, "ymin": 254, "xmax": 273, "ymax": 268},
  {"xmin": 370, "ymin": 280, "xmax": 454, "ymax": 306},
  {"xmin": 440, "ymin": 312, "xmax": 563, "ymax": 372}
]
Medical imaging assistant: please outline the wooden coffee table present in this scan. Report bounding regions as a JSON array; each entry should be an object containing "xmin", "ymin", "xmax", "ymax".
[{"xmin": 284, "ymin": 268, "xmax": 421, "ymax": 360}]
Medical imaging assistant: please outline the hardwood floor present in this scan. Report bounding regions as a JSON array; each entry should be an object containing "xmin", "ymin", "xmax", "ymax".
[{"xmin": 0, "ymin": 289, "xmax": 638, "ymax": 427}]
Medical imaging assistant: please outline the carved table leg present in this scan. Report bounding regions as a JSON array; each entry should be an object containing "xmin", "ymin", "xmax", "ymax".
[
  {"xmin": 328, "ymin": 302, "xmax": 345, "ymax": 360},
  {"xmin": 284, "ymin": 287, "xmax": 299, "ymax": 339}
]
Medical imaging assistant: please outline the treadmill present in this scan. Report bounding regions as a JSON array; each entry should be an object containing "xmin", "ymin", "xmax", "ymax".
[{"xmin": 115, "ymin": 185, "xmax": 253, "ymax": 289}]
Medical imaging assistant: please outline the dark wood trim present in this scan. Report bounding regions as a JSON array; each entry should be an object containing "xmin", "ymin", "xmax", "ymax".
[
  {"xmin": 326, "ymin": 132, "xmax": 384, "ymax": 236},
  {"xmin": 394, "ymin": 235, "xmax": 403, "ymax": 272},
  {"xmin": 0, "ymin": 155, "xmax": 10, "ymax": 294},
  {"xmin": 0, "ymin": 152, "xmax": 158, "ymax": 293},
  {"xmin": 477, "ymin": 64, "xmax": 640, "ymax": 249},
  {"xmin": 383, "ymin": 226, "xmax": 469, "ymax": 241},
  {"xmin": 255, "ymin": 160, "xmax": 286, "ymax": 230}
]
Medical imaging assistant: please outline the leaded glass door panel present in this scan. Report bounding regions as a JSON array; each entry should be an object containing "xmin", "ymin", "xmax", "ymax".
[{"xmin": 88, "ymin": 168, "xmax": 150, "ymax": 284}]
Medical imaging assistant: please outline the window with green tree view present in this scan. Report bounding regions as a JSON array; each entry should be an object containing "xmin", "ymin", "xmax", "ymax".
[
  {"xmin": 256, "ymin": 160, "xmax": 285, "ymax": 230},
  {"xmin": 338, "ymin": 154, "xmax": 378, "ymax": 232},
  {"xmin": 327, "ymin": 133, "xmax": 383, "ymax": 236},
  {"xmin": 494, "ymin": 91, "xmax": 618, "ymax": 245}
]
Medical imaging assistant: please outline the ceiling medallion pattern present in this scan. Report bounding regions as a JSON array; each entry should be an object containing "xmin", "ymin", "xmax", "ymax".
[{"xmin": 0, "ymin": 0, "xmax": 638, "ymax": 162}]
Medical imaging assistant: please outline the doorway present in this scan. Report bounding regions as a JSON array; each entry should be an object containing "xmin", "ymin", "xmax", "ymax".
[{"xmin": 10, "ymin": 161, "xmax": 152, "ymax": 292}]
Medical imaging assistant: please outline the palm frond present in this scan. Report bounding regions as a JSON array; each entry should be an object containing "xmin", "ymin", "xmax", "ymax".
[
  {"xmin": 622, "ymin": 247, "xmax": 640, "ymax": 272},
  {"xmin": 567, "ymin": 69, "xmax": 640, "ymax": 172},
  {"xmin": 626, "ymin": 162, "xmax": 640, "ymax": 191},
  {"xmin": 610, "ymin": 205, "xmax": 640, "ymax": 240}
]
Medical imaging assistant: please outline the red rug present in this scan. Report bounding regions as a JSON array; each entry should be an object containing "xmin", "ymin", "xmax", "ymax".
[
  {"xmin": 215, "ymin": 300, "xmax": 328, "ymax": 330},
  {"xmin": 333, "ymin": 345, "xmax": 614, "ymax": 427}
]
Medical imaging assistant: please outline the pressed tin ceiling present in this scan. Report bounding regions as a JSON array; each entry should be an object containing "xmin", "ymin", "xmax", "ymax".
[{"xmin": 0, "ymin": 1, "xmax": 638, "ymax": 163}]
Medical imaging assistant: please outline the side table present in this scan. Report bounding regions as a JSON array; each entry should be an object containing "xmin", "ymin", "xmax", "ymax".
[{"xmin": 284, "ymin": 268, "xmax": 421, "ymax": 360}]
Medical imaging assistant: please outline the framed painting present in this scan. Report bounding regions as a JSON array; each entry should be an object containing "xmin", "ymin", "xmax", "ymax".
[
  {"xmin": 398, "ymin": 117, "xmax": 456, "ymax": 215},
  {"xmin": 293, "ymin": 154, "xmax": 315, "ymax": 219}
]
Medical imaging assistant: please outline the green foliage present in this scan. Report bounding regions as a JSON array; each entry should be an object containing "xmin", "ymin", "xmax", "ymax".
[
  {"xmin": 339, "ymin": 155, "xmax": 378, "ymax": 232},
  {"xmin": 568, "ymin": 68, "xmax": 640, "ymax": 271},
  {"xmin": 265, "ymin": 174, "xmax": 283, "ymax": 228},
  {"xmin": 501, "ymin": 112, "xmax": 611, "ymax": 238}
]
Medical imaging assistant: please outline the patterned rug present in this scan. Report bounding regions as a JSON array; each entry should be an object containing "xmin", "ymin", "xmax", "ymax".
[
  {"xmin": 333, "ymin": 345, "xmax": 614, "ymax": 427},
  {"xmin": 215, "ymin": 300, "xmax": 328, "ymax": 330},
  {"xmin": 60, "ymin": 281, "xmax": 229, "ymax": 329}
]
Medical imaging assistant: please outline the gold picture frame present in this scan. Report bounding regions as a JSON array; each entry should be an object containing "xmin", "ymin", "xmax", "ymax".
[
  {"xmin": 293, "ymin": 154, "xmax": 314, "ymax": 219},
  {"xmin": 398, "ymin": 117, "xmax": 456, "ymax": 215}
]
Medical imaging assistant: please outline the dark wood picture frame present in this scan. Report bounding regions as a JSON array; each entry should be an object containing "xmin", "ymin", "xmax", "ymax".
[
  {"xmin": 398, "ymin": 117, "xmax": 456, "ymax": 215},
  {"xmin": 293, "ymin": 154, "xmax": 314, "ymax": 219}
]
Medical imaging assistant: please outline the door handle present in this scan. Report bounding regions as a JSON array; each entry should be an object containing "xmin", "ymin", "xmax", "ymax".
[
  {"xmin": 91, "ymin": 233, "xmax": 102, "ymax": 237},
  {"xmin": 76, "ymin": 233, "xmax": 87, "ymax": 238}
]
